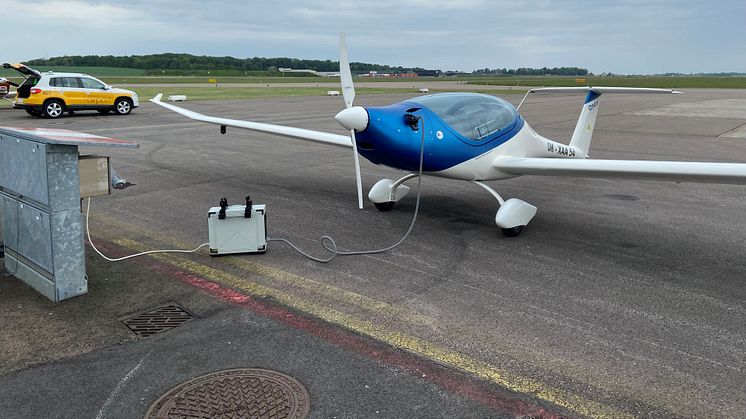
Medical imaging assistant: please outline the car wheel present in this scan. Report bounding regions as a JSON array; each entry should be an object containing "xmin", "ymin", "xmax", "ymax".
[
  {"xmin": 114, "ymin": 98, "xmax": 132, "ymax": 115},
  {"xmin": 42, "ymin": 100, "xmax": 65, "ymax": 119},
  {"xmin": 25, "ymin": 109, "xmax": 42, "ymax": 117}
]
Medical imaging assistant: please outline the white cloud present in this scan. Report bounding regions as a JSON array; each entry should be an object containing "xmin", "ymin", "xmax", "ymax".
[{"xmin": 3, "ymin": 0, "xmax": 745, "ymax": 73}]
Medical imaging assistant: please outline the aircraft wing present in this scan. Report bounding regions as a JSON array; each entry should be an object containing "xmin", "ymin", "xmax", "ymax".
[
  {"xmin": 493, "ymin": 157, "xmax": 746, "ymax": 185},
  {"xmin": 150, "ymin": 94, "xmax": 352, "ymax": 148}
]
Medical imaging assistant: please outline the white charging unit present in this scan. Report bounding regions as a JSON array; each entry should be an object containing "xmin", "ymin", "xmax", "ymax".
[{"xmin": 207, "ymin": 203, "xmax": 267, "ymax": 255}]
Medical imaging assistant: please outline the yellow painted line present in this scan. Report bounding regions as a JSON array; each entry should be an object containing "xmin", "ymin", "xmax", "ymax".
[
  {"xmin": 111, "ymin": 236, "xmax": 634, "ymax": 419},
  {"xmin": 90, "ymin": 214, "xmax": 435, "ymax": 327}
]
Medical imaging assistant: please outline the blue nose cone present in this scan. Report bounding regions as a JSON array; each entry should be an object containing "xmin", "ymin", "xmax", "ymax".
[{"xmin": 355, "ymin": 102, "xmax": 430, "ymax": 171}]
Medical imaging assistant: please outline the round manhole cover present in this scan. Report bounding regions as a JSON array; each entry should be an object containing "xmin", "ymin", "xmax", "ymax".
[{"xmin": 145, "ymin": 368, "xmax": 310, "ymax": 419}]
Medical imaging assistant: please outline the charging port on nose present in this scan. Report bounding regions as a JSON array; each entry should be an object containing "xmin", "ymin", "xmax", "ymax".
[{"xmin": 404, "ymin": 114, "xmax": 420, "ymax": 130}]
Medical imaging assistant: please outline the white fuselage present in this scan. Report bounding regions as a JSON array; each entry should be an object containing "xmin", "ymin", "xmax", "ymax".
[{"xmin": 434, "ymin": 122, "xmax": 583, "ymax": 181}]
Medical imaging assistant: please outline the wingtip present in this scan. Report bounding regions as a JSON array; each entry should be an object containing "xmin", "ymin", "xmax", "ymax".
[
  {"xmin": 672, "ymin": 90, "xmax": 684, "ymax": 94},
  {"xmin": 150, "ymin": 93, "xmax": 163, "ymax": 102}
]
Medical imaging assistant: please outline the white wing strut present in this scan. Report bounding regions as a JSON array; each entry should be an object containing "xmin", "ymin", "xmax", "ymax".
[
  {"xmin": 150, "ymin": 95, "xmax": 352, "ymax": 148},
  {"xmin": 494, "ymin": 157, "xmax": 746, "ymax": 185}
]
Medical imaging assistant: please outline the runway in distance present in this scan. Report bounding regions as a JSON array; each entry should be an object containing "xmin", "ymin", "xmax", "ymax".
[{"xmin": 151, "ymin": 34, "xmax": 746, "ymax": 237}]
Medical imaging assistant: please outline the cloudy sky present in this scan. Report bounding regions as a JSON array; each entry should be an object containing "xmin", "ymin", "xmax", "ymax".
[{"xmin": 5, "ymin": 0, "xmax": 745, "ymax": 74}]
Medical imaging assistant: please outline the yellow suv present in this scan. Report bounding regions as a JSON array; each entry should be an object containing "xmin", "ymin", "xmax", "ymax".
[{"xmin": 2, "ymin": 63, "xmax": 139, "ymax": 118}]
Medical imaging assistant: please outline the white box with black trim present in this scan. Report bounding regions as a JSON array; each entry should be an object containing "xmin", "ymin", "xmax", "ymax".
[{"xmin": 207, "ymin": 204, "xmax": 266, "ymax": 255}]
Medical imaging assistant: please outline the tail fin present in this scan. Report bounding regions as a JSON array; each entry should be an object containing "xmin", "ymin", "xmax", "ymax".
[
  {"xmin": 569, "ymin": 90, "xmax": 601, "ymax": 158},
  {"xmin": 527, "ymin": 87, "xmax": 682, "ymax": 158}
]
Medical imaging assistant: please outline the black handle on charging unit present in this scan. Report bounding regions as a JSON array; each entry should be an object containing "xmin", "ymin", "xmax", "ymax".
[
  {"xmin": 218, "ymin": 197, "xmax": 228, "ymax": 220},
  {"xmin": 244, "ymin": 195, "xmax": 253, "ymax": 218}
]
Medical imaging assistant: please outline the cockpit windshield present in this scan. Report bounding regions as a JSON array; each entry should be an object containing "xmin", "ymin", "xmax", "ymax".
[{"xmin": 413, "ymin": 93, "xmax": 518, "ymax": 141}]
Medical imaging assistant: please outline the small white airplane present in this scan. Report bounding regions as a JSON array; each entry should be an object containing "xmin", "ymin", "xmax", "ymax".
[{"xmin": 151, "ymin": 35, "xmax": 746, "ymax": 236}]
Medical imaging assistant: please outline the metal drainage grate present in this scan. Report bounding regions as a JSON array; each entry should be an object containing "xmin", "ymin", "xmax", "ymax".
[
  {"xmin": 122, "ymin": 304, "xmax": 194, "ymax": 337},
  {"xmin": 145, "ymin": 368, "xmax": 311, "ymax": 419}
]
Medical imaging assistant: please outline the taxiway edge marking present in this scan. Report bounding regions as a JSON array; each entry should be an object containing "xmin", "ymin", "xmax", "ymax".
[{"xmin": 108, "ymin": 236, "xmax": 634, "ymax": 419}]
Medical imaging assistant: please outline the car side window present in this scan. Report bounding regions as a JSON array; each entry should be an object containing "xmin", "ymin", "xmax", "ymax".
[
  {"xmin": 63, "ymin": 77, "xmax": 81, "ymax": 88},
  {"xmin": 49, "ymin": 77, "xmax": 78, "ymax": 87},
  {"xmin": 80, "ymin": 77, "xmax": 105, "ymax": 90}
]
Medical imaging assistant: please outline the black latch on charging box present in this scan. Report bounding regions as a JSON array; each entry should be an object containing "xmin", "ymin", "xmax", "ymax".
[
  {"xmin": 218, "ymin": 197, "xmax": 228, "ymax": 220},
  {"xmin": 244, "ymin": 195, "xmax": 252, "ymax": 218}
]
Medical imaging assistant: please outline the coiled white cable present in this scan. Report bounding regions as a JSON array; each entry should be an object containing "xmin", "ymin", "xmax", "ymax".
[{"xmin": 267, "ymin": 115, "xmax": 427, "ymax": 263}]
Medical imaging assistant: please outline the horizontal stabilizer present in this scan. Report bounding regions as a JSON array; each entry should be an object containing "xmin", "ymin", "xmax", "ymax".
[
  {"xmin": 528, "ymin": 87, "xmax": 683, "ymax": 95},
  {"xmin": 494, "ymin": 157, "xmax": 746, "ymax": 185}
]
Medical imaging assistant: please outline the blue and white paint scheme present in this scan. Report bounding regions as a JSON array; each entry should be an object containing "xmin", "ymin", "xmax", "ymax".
[{"xmin": 151, "ymin": 35, "xmax": 746, "ymax": 237}]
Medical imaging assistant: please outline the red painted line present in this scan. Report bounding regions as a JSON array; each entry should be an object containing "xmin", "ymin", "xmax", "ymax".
[{"xmin": 90, "ymin": 240, "xmax": 566, "ymax": 418}]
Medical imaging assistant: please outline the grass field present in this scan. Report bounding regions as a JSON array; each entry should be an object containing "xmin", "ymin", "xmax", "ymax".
[
  {"xmin": 468, "ymin": 76, "xmax": 746, "ymax": 89},
  {"xmin": 2, "ymin": 65, "xmax": 744, "ymax": 89},
  {"xmin": 110, "ymin": 75, "xmax": 746, "ymax": 89},
  {"xmin": 131, "ymin": 86, "xmax": 432, "ymax": 101},
  {"xmin": 1, "ymin": 70, "xmax": 743, "ymax": 107},
  {"xmin": 100, "ymin": 76, "xmax": 447, "ymax": 84}
]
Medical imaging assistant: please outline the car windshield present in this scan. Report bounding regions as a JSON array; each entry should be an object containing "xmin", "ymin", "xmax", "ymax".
[{"xmin": 413, "ymin": 93, "xmax": 518, "ymax": 141}]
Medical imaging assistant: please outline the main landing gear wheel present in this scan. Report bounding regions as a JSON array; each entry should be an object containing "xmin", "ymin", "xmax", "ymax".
[
  {"xmin": 470, "ymin": 181, "xmax": 537, "ymax": 238},
  {"xmin": 501, "ymin": 226, "xmax": 523, "ymax": 237},
  {"xmin": 374, "ymin": 201, "xmax": 395, "ymax": 211},
  {"xmin": 42, "ymin": 100, "xmax": 64, "ymax": 118}
]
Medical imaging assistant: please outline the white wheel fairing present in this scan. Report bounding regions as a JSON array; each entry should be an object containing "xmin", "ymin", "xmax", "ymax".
[{"xmin": 368, "ymin": 178, "xmax": 412, "ymax": 204}]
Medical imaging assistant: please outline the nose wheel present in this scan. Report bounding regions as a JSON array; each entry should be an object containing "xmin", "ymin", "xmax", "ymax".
[
  {"xmin": 501, "ymin": 226, "xmax": 524, "ymax": 237},
  {"xmin": 374, "ymin": 201, "xmax": 396, "ymax": 211},
  {"xmin": 368, "ymin": 174, "xmax": 417, "ymax": 211}
]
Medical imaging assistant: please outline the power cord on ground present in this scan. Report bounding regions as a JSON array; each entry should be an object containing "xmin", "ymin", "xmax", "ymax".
[
  {"xmin": 267, "ymin": 115, "xmax": 427, "ymax": 263},
  {"xmin": 85, "ymin": 198, "xmax": 208, "ymax": 262},
  {"xmin": 85, "ymin": 116, "xmax": 426, "ymax": 264}
]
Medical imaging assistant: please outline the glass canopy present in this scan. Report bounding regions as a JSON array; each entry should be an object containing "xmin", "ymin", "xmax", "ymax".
[{"xmin": 413, "ymin": 93, "xmax": 518, "ymax": 141}]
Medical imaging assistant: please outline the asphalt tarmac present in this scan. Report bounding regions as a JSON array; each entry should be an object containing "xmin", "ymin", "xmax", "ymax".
[{"xmin": 2, "ymin": 88, "xmax": 746, "ymax": 418}]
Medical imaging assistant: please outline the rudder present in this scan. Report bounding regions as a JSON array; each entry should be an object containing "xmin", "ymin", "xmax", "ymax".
[{"xmin": 569, "ymin": 90, "xmax": 601, "ymax": 158}]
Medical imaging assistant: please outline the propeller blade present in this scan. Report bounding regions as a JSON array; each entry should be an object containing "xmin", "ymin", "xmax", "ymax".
[
  {"xmin": 339, "ymin": 33, "xmax": 355, "ymax": 109},
  {"xmin": 350, "ymin": 129, "xmax": 364, "ymax": 209},
  {"xmin": 340, "ymin": 33, "xmax": 363, "ymax": 209}
]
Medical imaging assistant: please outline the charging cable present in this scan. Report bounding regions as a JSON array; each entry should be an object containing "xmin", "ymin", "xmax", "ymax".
[
  {"xmin": 267, "ymin": 115, "xmax": 427, "ymax": 263},
  {"xmin": 86, "ymin": 116, "xmax": 426, "ymax": 264},
  {"xmin": 85, "ymin": 197, "xmax": 208, "ymax": 262}
]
